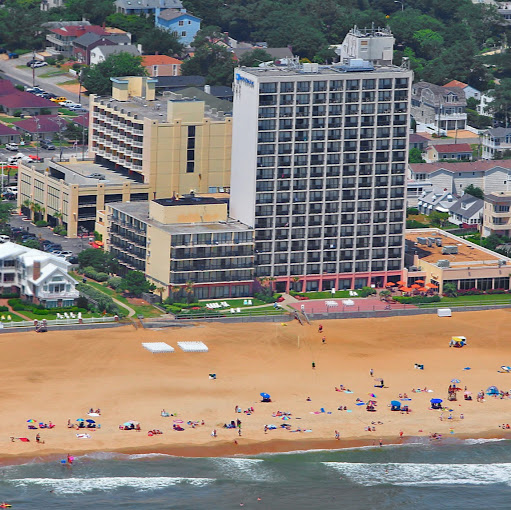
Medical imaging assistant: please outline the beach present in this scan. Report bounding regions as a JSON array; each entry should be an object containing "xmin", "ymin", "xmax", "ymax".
[{"xmin": 2, "ymin": 309, "xmax": 511, "ymax": 461}]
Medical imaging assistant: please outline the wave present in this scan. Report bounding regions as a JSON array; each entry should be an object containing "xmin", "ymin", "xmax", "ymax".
[
  {"xmin": 9, "ymin": 477, "xmax": 214, "ymax": 494},
  {"xmin": 213, "ymin": 458, "xmax": 276, "ymax": 481},
  {"xmin": 463, "ymin": 438, "xmax": 508, "ymax": 445},
  {"xmin": 323, "ymin": 462, "xmax": 511, "ymax": 486}
]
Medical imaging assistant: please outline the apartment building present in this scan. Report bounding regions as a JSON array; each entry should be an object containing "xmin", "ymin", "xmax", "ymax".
[
  {"xmin": 18, "ymin": 158, "xmax": 150, "ymax": 237},
  {"xmin": 483, "ymin": 191, "xmax": 511, "ymax": 236},
  {"xmin": 89, "ymin": 76, "xmax": 232, "ymax": 198},
  {"xmin": 96, "ymin": 196, "xmax": 254, "ymax": 299},
  {"xmin": 0, "ymin": 242, "xmax": 79, "ymax": 306},
  {"xmin": 230, "ymin": 58, "xmax": 413, "ymax": 293}
]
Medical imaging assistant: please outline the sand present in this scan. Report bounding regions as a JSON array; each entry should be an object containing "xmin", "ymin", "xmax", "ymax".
[{"xmin": 2, "ymin": 310, "xmax": 511, "ymax": 461}]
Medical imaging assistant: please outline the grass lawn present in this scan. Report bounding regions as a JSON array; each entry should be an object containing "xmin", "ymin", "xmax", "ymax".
[
  {"xmin": 199, "ymin": 298, "xmax": 266, "ymax": 307},
  {"xmin": 294, "ymin": 290, "xmax": 357, "ymax": 300},
  {"xmin": 70, "ymin": 272, "xmax": 162, "ymax": 318},
  {"xmin": 0, "ymin": 312, "xmax": 26, "ymax": 322},
  {"xmin": 21, "ymin": 310, "xmax": 107, "ymax": 321},
  {"xmin": 177, "ymin": 304, "xmax": 286, "ymax": 318},
  {"xmin": 419, "ymin": 294, "xmax": 511, "ymax": 307},
  {"xmin": 58, "ymin": 108, "xmax": 79, "ymax": 117},
  {"xmin": 39, "ymin": 68, "xmax": 67, "ymax": 78},
  {"xmin": 58, "ymin": 79, "xmax": 79, "ymax": 86}
]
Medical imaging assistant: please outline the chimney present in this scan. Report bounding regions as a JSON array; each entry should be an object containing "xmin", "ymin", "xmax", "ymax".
[
  {"xmin": 204, "ymin": 84, "xmax": 211, "ymax": 94},
  {"xmin": 33, "ymin": 261, "xmax": 41, "ymax": 281}
]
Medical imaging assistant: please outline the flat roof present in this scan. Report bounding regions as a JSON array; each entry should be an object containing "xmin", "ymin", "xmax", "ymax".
[
  {"xmin": 153, "ymin": 196, "xmax": 225, "ymax": 207},
  {"xmin": 239, "ymin": 63, "xmax": 410, "ymax": 79},
  {"xmin": 406, "ymin": 230, "xmax": 509, "ymax": 268},
  {"xmin": 109, "ymin": 200, "xmax": 252, "ymax": 235},
  {"xmin": 23, "ymin": 159, "xmax": 148, "ymax": 188}
]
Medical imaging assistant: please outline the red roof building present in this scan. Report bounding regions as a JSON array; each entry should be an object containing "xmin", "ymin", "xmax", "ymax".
[
  {"xmin": 141, "ymin": 55, "xmax": 182, "ymax": 77},
  {"xmin": 46, "ymin": 24, "xmax": 109, "ymax": 56},
  {"xmin": 0, "ymin": 80, "xmax": 59, "ymax": 116},
  {"xmin": 14, "ymin": 115, "xmax": 64, "ymax": 140},
  {"xmin": 0, "ymin": 123, "xmax": 21, "ymax": 144}
]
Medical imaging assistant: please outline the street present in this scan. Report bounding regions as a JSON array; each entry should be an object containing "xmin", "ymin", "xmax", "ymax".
[
  {"xmin": 9, "ymin": 213, "xmax": 91, "ymax": 255},
  {"xmin": 0, "ymin": 145, "xmax": 89, "ymax": 164},
  {"xmin": 0, "ymin": 53, "xmax": 89, "ymax": 107}
]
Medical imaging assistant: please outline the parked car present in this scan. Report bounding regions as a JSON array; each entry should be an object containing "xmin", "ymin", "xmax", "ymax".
[
  {"xmin": 41, "ymin": 92, "xmax": 56, "ymax": 100},
  {"xmin": 40, "ymin": 140, "xmax": 55, "ymax": 150},
  {"xmin": 67, "ymin": 105, "xmax": 87, "ymax": 112},
  {"xmin": 58, "ymin": 251, "xmax": 73, "ymax": 258},
  {"xmin": 26, "ymin": 87, "xmax": 44, "ymax": 94},
  {"xmin": 0, "ymin": 234, "xmax": 10, "ymax": 243},
  {"xmin": 50, "ymin": 97, "xmax": 67, "ymax": 103},
  {"xmin": 5, "ymin": 143, "xmax": 18, "ymax": 151},
  {"xmin": 31, "ymin": 61, "xmax": 48, "ymax": 68},
  {"xmin": 67, "ymin": 256, "xmax": 79, "ymax": 264},
  {"xmin": 8, "ymin": 53, "xmax": 19, "ymax": 59},
  {"xmin": 88, "ymin": 173, "xmax": 105, "ymax": 180},
  {"xmin": 28, "ymin": 155, "xmax": 43, "ymax": 162},
  {"xmin": 60, "ymin": 100, "xmax": 80, "ymax": 107},
  {"xmin": 2, "ymin": 192, "xmax": 15, "ymax": 201}
]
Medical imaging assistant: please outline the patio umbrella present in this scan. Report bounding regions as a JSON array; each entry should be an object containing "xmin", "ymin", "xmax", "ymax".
[
  {"xmin": 86, "ymin": 419, "xmax": 95, "ymax": 424},
  {"xmin": 385, "ymin": 282, "xmax": 395, "ymax": 287},
  {"xmin": 418, "ymin": 287, "xmax": 428, "ymax": 292},
  {"xmin": 411, "ymin": 284, "xmax": 420, "ymax": 289},
  {"xmin": 415, "ymin": 279, "xmax": 425, "ymax": 284},
  {"xmin": 400, "ymin": 286, "xmax": 412, "ymax": 292},
  {"xmin": 76, "ymin": 418, "xmax": 85, "ymax": 422},
  {"xmin": 396, "ymin": 280, "xmax": 406, "ymax": 286},
  {"xmin": 451, "ymin": 379, "xmax": 461, "ymax": 384},
  {"xmin": 426, "ymin": 283, "xmax": 438, "ymax": 288}
]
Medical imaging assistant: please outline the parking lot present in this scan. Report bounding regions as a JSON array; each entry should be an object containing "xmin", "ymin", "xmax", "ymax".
[{"xmin": 8, "ymin": 213, "xmax": 91, "ymax": 256}]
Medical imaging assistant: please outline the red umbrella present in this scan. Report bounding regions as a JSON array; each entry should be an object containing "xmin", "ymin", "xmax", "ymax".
[
  {"xmin": 411, "ymin": 284, "xmax": 420, "ymax": 289},
  {"xmin": 426, "ymin": 283, "xmax": 438, "ymax": 289},
  {"xmin": 400, "ymin": 287, "xmax": 412, "ymax": 292},
  {"xmin": 396, "ymin": 280, "xmax": 406, "ymax": 286},
  {"xmin": 415, "ymin": 279, "xmax": 425, "ymax": 284},
  {"xmin": 385, "ymin": 282, "xmax": 395, "ymax": 287},
  {"xmin": 418, "ymin": 287, "xmax": 428, "ymax": 292}
]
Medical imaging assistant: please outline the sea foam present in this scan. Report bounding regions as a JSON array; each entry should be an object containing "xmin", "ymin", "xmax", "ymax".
[
  {"xmin": 10, "ymin": 476, "xmax": 214, "ymax": 494},
  {"xmin": 323, "ymin": 462, "xmax": 511, "ymax": 486}
]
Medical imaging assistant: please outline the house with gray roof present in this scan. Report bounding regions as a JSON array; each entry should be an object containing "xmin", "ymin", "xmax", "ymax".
[
  {"xmin": 115, "ymin": 0, "xmax": 182, "ymax": 15},
  {"xmin": 411, "ymin": 81, "xmax": 467, "ymax": 133},
  {"xmin": 417, "ymin": 189, "xmax": 457, "ymax": 215},
  {"xmin": 448, "ymin": 193, "xmax": 483, "ymax": 228},
  {"xmin": 73, "ymin": 32, "xmax": 132, "ymax": 65},
  {"xmin": 89, "ymin": 44, "xmax": 140, "ymax": 65},
  {"xmin": 482, "ymin": 127, "xmax": 511, "ymax": 160}
]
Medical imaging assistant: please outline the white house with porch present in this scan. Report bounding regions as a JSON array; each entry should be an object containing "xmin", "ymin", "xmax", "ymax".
[{"xmin": 0, "ymin": 243, "xmax": 78, "ymax": 307}]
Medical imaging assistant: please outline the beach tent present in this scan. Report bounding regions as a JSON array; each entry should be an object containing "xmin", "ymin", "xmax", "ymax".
[
  {"xmin": 486, "ymin": 386, "xmax": 499, "ymax": 395},
  {"xmin": 430, "ymin": 398, "xmax": 443, "ymax": 409},
  {"xmin": 390, "ymin": 400, "xmax": 401, "ymax": 411}
]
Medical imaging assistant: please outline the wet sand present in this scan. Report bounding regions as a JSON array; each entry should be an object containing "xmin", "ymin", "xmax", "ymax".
[{"xmin": 2, "ymin": 310, "xmax": 511, "ymax": 460}]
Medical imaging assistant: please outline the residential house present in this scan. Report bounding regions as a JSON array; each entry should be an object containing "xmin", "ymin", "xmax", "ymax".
[
  {"xmin": 0, "ymin": 124, "xmax": 21, "ymax": 145},
  {"xmin": 417, "ymin": 189, "xmax": 457, "ymax": 215},
  {"xmin": 483, "ymin": 191, "xmax": 511, "ymax": 235},
  {"xmin": 115, "ymin": 0, "xmax": 183, "ymax": 16},
  {"xmin": 41, "ymin": 0, "xmax": 63, "ymax": 10},
  {"xmin": 409, "ymin": 133, "xmax": 429, "ymax": 151},
  {"xmin": 0, "ymin": 242, "xmax": 79, "ymax": 306},
  {"xmin": 482, "ymin": 127, "xmax": 511, "ymax": 159},
  {"xmin": 73, "ymin": 32, "xmax": 132, "ymax": 65},
  {"xmin": 155, "ymin": 8, "xmax": 201, "ymax": 46},
  {"xmin": 71, "ymin": 113, "xmax": 89, "ymax": 129},
  {"xmin": 141, "ymin": 55, "xmax": 182, "ymax": 77},
  {"xmin": 443, "ymin": 80, "xmax": 481, "ymax": 101},
  {"xmin": 46, "ymin": 24, "xmax": 108, "ymax": 56},
  {"xmin": 448, "ymin": 193, "xmax": 483, "ymax": 228},
  {"xmin": 14, "ymin": 115, "xmax": 63, "ymax": 141},
  {"xmin": 231, "ymin": 47, "xmax": 294, "ymax": 63},
  {"xmin": 498, "ymin": 2, "xmax": 511, "ymax": 24},
  {"xmin": 426, "ymin": 143, "xmax": 473, "ymax": 162},
  {"xmin": 0, "ymin": 80, "xmax": 59, "ymax": 116},
  {"xmin": 89, "ymin": 44, "xmax": 140, "ymax": 65},
  {"xmin": 409, "ymin": 160, "xmax": 511, "ymax": 195},
  {"xmin": 411, "ymin": 81, "xmax": 467, "ymax": 132}
]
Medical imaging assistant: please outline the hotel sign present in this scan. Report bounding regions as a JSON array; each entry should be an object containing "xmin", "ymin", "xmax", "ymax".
[{"xmin": 235, "ymin": 73, "xmax": 254, "ymax": 87}]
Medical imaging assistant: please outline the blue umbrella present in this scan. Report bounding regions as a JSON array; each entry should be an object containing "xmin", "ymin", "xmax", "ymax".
[
  {"xmin": 86, "ymin": 419, "xmax": 95, "ymax": 424},
  {"xmin": 430, "ymin": 398, "xmax": 443, "ymax": 403},
  {"xmin": 391, "ymin": 400, "xmax": 401, "ymax": 406},
  {"xmin": 260, "ymin": 393, "xmax": 271, "ymax": 399},
  {"xmin": 76, "ymin": 418, "xmax": 85, "ymax": 422},
  {"xmin": 451, "ymin": 379, "xmax": 460, "ymax": 384}
]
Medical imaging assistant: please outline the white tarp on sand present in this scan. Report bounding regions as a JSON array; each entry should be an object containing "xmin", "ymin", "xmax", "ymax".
[
  {"xmin": 177, "ymin": 341, "xmax": 209, "ymax": 352},
  {"xmin": 142, "ymin": 342, "xmax": 175, "ymax": 353}
]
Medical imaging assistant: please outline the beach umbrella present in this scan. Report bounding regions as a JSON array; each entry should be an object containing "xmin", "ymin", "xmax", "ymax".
[
  {"xmin": 415, "ymin": 279, "xmax": 425, "ymax": 284},
  {"xmin": 26, "ymin": 419, "xmax": 36, "ymax": 423},
  {"xmin": 369, "ymin": 393, "xmax": 377, "ymax": 398},
  {"xmin": 260, "ymin": 392, "xmax": 271, "ymax": 399},
  {"xmin": 430, "ymin": 398, "xmax": 443, "ymax": 403},
  {"xmin": 86, "ymin": 419, "xmax": 95, "ymax": 424},
  {"xmin": 391, "ymin": 400, "xmax": 401, "ymax": 406},
  {"xmin": 385, "ymin": 282, "xmax": 395, "ymax": 287},
  {"xmin": 451, "ymin": 379, "xmax": 461, "ymax": 384},
  {"xmin": 76, "ymin": 418, "xmax": 85, "ymax": 422}
]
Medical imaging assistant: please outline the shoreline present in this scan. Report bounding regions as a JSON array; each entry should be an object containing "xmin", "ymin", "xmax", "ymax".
[{"xmin": 1, "ymin": 430, "xmax": 509, "ymax": 466}]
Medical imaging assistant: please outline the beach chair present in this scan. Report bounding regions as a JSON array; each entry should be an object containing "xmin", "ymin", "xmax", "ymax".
[
  {"xmin": 243, "ymin": 299, "xmax": 248, "ymax": 305},
  {"xmin": 230, "ymin": 308, "xmax": 235, "ymax": 314},
  {"xmin": 247, "ymin": 299, "xmax": 252, "ymax": 305},
  {"xmin": 64, "ymin": 312, "xmax": 70, "ymax": 319},
  {"xmin": 236, "ymin": 308, "xmax": 241, "ymax": 313}
]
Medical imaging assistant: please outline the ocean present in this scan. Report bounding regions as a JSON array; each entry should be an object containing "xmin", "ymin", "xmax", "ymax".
[{"xmin": 1, "ymin": 438, "xmax": 511, "ymax": 509}]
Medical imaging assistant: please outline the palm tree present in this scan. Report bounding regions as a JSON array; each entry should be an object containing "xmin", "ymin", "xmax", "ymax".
[
  {"xmin": 291, "ymin": 276, "xmax": 300, "ymax": 292},
  {"xmin": 184, "ymin": 281, "xmax": 194, "ymax": 304},
  {"xmin": 54, "ymin": 211, "xmax": 63, "ymax": 226},
  {"xmin": 32, "ymin": 203, "xmax": 41, "ymax": 222},
  {"xmin": 155, "ymin": 286, "xmax": 166, "ymax": 303}
]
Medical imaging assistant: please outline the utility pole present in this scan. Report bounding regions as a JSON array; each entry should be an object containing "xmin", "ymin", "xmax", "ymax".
[
  {"xmin": 32, "ymin": 50, "xmax": 35, "ymax": 87},
  {"xmin": 34, "ymin": 117, "xmax": 40, "ymax": 161}
]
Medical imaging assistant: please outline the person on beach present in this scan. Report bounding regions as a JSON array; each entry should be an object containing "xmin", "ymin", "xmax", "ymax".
[
  {"xmin": 211, "ymin": 429, "xmax": 217, "ymax": 438},
  {"xmin": 335, "ymin": 430, "xmax": 340, "ymax": 440},
  {"xmin": 264, "ymin": 425, "xmax": 268, "ymax": 434},
  {"xmin": 36, "ymin": 433, "xmax": 41, "ymax": 443},
  {"xmin": 322, "ymin": 336, "xmax": 326, "ymax": 344},
  {"xmin": 379, "ymin": 439, "xmax": 383, "ymax": 447},
  {"xmin": 399, "ymin": 430, "xmax": 403, "ymax": 438},
  {"xmin": 312, "ymin": 362, "xmax": 316, "ymax": 369},
  {"xmin": 370, "ymin": 368, "xmax": 374, "ymax": 377},
  {"xmin": 318, "ymin": 324, "xmax": 323, "ymax": 333},
  {"xmin": 67, "ymin": 454, "xmax": 73, "ymax": 465}
]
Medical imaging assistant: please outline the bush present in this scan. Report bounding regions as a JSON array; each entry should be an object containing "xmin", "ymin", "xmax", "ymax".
[
  {"xmin": 46, "ymin": 57, "xmax": 56, "ymax": 66},
  {"xmin": 76, "ymin": 283, "xmax": 120, "ymax": 315},
  {"xmin": 359, "ymin": 286, "xmax": 377, "ymax": 298},
  {"xmin": 40, "ymin": 108, "xmax": 52, "ymax": 115},
  {"xmin": 164, "ymin": 304, "xmax": 182, "ymax": 314},
  {"xmin": 13, "ymin": 110, "xmax": 21, "ymax": 117},
  {"xmin": 108, "ymin": 276, "xmax": 123, "ymax": 290},
  {"xmin": 35, "ymin": 220, "xmax": 48, "ymax": 227},
  {"xmin": 254, "ymin": 292, "xmax": 275, "ymax": 303},
  {"xmin": 1, "ymin": 292, "xmax": 19, "ymax": 299},
  {"xmin": 12, "ymin": 304, "xmax": 25, "ymax": 311},
  {"xmin": 407, "ymin": 219, "xmax": 427, "ymax": 228},
  {"xmin": 32, "ymin": 308, "xmax": 49, "ymax": 315},
  {"xmin": 53, "ymin": 225, "xmax": 67, "ymax": 236},
  {"xmin": 95, "ymin": 272, "xmax": 109, "ymax": 282},
  {"xmin": 487, "ymin": 289, "xmax": 509, "ymax": 294},
  {"xmin": 0, "ymin": 305, "xmax": 8, "ymax": 312},
  {"xmin": 394, "ymin": 295, "xmax": 441, "ymax": 304},
  {"xmin": 407, "ymin": 207, "xmax": 419, "ymax": 215}
]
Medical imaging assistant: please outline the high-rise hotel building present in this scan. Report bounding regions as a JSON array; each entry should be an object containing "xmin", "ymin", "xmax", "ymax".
[{"xmin": 230, "ymin": 58, "xmax": 413, "ymax": 293}]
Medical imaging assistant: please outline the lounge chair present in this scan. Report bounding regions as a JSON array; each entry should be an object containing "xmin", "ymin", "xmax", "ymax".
[
  {"xmin": 230, "ymin": 308, "xmax": 235, "ymax": 314},
  {"xmin": 236, "ymin": 308, "xmax": 241, "ymax": 313},
  {"xmin": 247, "ymin": 299, "xmax": 252, "ymax": 305}
]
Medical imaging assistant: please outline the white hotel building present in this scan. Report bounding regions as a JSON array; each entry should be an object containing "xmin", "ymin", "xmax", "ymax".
[{"xmin": 230, "ymin": 60, "xmax": 413, "ymax": 293}]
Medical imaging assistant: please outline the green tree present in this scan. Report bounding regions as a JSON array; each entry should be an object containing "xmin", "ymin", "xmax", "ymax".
[
  {"xmin": 409, "ymin": 147, "xmax": 425, "ymax": 163},
  {"xmin": 487, "ymin": 79, "xmax": 511, "ymax": 127},
  {"xmin": 78, "ymin": 248, "xmax": 116, "ymax": 273},
  {"xmin": 138, "ymin": 27, "xmax": 183, "ymax": 56},
  {"xmin": 238, "ymin": 49, "xmax": 273, "ymax": 67},
  {"xmin": 0, "ymin": 202, "xmax": 13, "ymax": 225},
  {"xmin": 23, "ymin": 239, "xmax": 40, "ymax": 249},
  {"xmin": 464, "ymin": 184, "xmax": 484, "ymax": 199},
  {"xmin": 412, "ymin": 29, "xmax": 444, "ymax": 60},
  {"xmin": 120, "ymin": 271, "xmax": 155, "ymax": 297},
  {"xmin": 64, "ymin": 122, "xmax": 84, "ymax": 141},
  {"xmin": 82, "ymin": 52, "xmax": 147, "ymax": 96},
  {"xmin": 64, "ymin": 0, "xmax": 115, "ymax": 25},
  {"xmin": 429, "ymin": 210, "xmax": 449, "ymax": 227}
]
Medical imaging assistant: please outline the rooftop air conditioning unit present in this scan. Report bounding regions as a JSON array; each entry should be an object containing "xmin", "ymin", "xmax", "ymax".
[{"xmin": 437, "ymin": 259, "xmax": 450, "ymax": 268}]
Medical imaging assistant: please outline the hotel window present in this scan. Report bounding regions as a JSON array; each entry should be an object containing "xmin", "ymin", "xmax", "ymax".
[{"xmin": 186, "ymin": 125, "xmax": 195, "ymax": 173}]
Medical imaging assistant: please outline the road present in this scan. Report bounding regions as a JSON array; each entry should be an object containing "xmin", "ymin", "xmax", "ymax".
[
  {"xmin": 0, "ymin": 53, "xmax": 89, "ymax": 107},
  {"xmin": 0, "ymin": 145, "xmax": 89, "ymax": 164}
]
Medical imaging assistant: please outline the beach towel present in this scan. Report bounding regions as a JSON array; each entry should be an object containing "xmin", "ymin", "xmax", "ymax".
[{"xmin": 76, "ymin": 433, "xmax": 91, "ymax": 439}]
